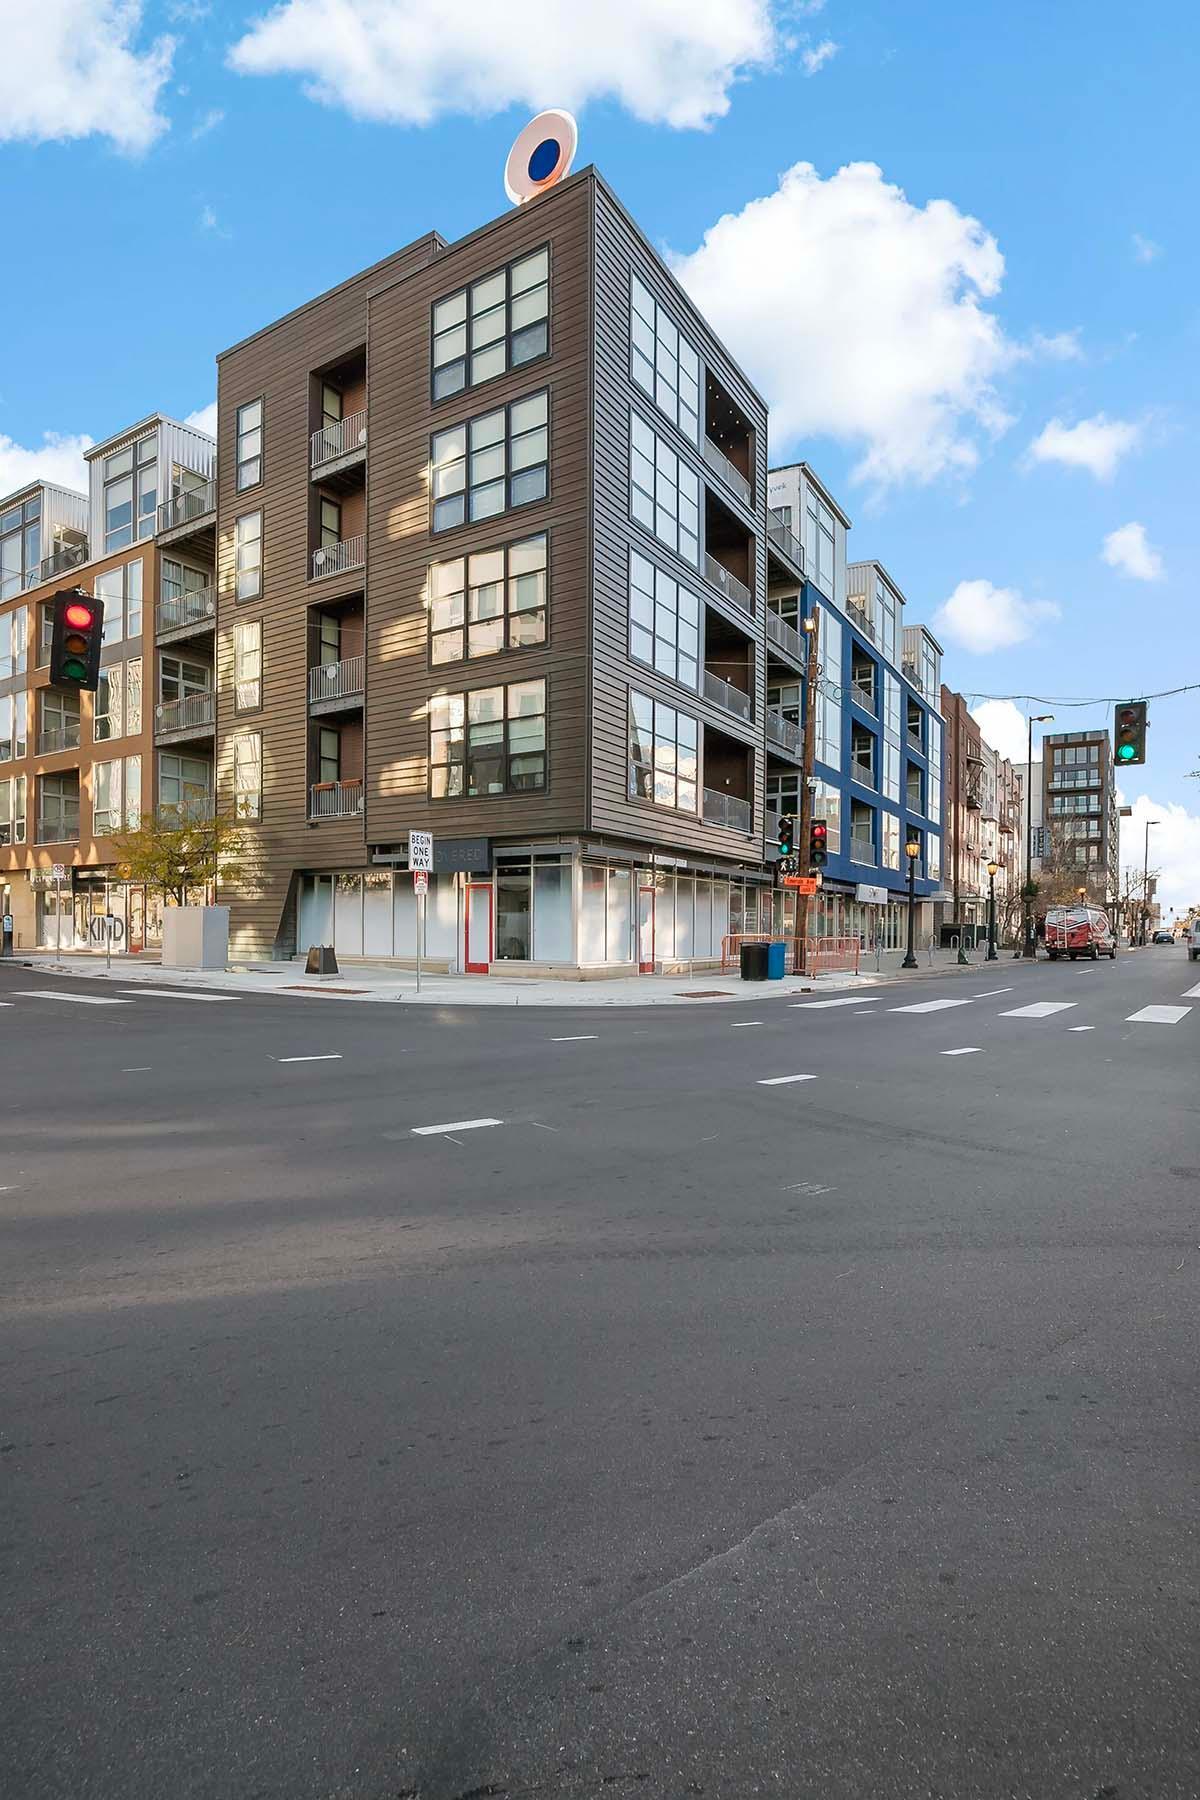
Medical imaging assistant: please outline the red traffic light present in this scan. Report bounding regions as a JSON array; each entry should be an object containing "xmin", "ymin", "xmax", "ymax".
[{"xmin": 64, "ymin": 602, "xmax": 94, "ymax": 629}]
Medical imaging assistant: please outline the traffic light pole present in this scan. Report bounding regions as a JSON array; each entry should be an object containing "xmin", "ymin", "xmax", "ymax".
[{"xmin": 796, "ymin": 605, "xmax": 820, "ymax": 976}]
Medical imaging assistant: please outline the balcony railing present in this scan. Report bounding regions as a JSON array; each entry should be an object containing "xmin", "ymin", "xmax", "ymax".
[
  {"xmin": 308, "ymin": 654, "xmax": 365, "ymax": 705},
  {"xmin": 157, "ymin": 586, "xmax": 216, "ymax": 636},
  {"xmin": 38, "ymin": 541, "xmax": 87, "ymax": 583},
  {"xmin": 311, "ymin": 410, "xmax": 367, "ymax": 469},
  {"xmin": 766, "ymin": 607, "xmax": 807, "ymax": 666},
  {"xmin": 850, "ymin": 834, "xmax": 876, "ymax": 865},
  {"xmin": 157, "ymin": 480, "xmax": 216, "ymax": 534},
  {"xmin": 155, "ymin": 690, "xmax": 215, "ymax": 736},
  {"xmin": 37, "ymin": 725, "xmax": 81, "ymax": 754},
  {"xmin": 702, "ymin": 787, "xmax": 753, "ymax": 834},
  {"xmin": 702, "ymin": 669, "xmax": 752, "ymax": 723},
  {"xmin": 312, "ymin": 535, "xmax": 365, "ymax": 581},
  {"xmin": 766, "ymin": 509, "xmax": 805, "ymax": 579},
  {"xmin": 765, "ymin": 706, "xmax": 802, "ymax": 756},
  {"xmin": 704, "ymin": 553, "xmax": 753, "ymax": 615},
  {"xmin": 310, "ymin": 778, "xmax": 364, "ymax": 819},
  {"xmin": 37, "ymin": 812, "xmax": 79, "ymax": 844},
  {"xmin": 702, "ymin": 436, "xmax": 752, "ymax": 508},
  {"xmin": 847, "ymin": 599, "xmax": 877, "ymax": 644},
  {"xmin": 851, "ymin": 678, "xmax": 876, "ymax": 712},
  {"xmin": 765, "ymin": 807, "xmax": 780, "ymax": 844}
]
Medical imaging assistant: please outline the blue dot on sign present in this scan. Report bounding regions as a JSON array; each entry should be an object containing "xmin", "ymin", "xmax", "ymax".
[{"xmin": 528, "ymin": 138, "xmax": 559, "ymax": 182}]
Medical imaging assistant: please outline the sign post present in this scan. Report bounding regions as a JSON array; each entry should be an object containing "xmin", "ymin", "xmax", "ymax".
[
  {"xmin": 409, "ymin": 832, "xmax": 433, "ymax": 994},
  {"xmin": 51, "ymin": 863, "xmax": 66, "ymax": 957}
]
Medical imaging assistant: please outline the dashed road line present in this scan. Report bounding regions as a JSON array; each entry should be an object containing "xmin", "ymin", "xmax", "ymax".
[
  {"xmin": 941, "ymin": 1047, "xmax": 983, "ymax": 1056},
  {"xmin": 889, "ymin": 997, "xmax": 973, "ymax": 1014},
  {"xmin": 757, "ymin": 1074, "xmax": 818, "ymax": 1086},
  {"xmin": 973, "ymin": 987, "xmax": 1013, "ymax": 997},
  {"xmin": 122, "ymin": 1066, "xmax": 153, "ymax": 1072},
  {"xmin": 1067, "ymin": 1026, "xmax": 1095, "ymax": 1033},
  {"xmin": 411, "ymin": 1117, "xmax": 503, "ymax": 1136},
  {"xmin": 998, "ymin": 1002, "xmax": 1077, "ymax": 1019},
  {"xmin": 730, "ymin": 1021, "xmax": 764, "ymax": 1028},
  {"xmin": 1126, "ymin": 1005, "xmax": 1192, "ymax": 1026},
  {"xmin": 550, "ymin": 1034, "xmax": 599, "ymax": 1042},
  {"xmin": 276, "ymin": 1053, "xmax": 344, "ymax": 1063}
]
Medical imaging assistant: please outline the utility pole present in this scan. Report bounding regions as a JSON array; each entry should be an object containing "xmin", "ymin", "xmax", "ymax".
[
  {"xmin": 795, "ymin": 605, "xmax": 820, "ymax": 975},
  {"xmin": 1141, "ymin": 818, "xmax": 1160, "ymax": 947},
  {"xmin": 1020, "ymin": 712, "xmax": 1054, "ymax": 957}
]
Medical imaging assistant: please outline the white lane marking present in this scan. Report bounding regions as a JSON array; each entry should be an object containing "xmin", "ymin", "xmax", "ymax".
[
  {"xmin": 0, "ymin": 1002, "xmax": 13, "ymax": 1007},
  {"xmin": 730, "ymin": 1021, "xmax": 764, "ymax": 1028},
  {"xmin": 853, "ymin": 1009, "xmax": 878, "ymax": 1015},
  {"xmin": 973, "ymin": 987, "xmax": 1013, "ymax": 997},
  {"xmin": 1067, "ymin": 1026, "xmax": 1095, "ymax": 1033},
  {"xmin": 122, "ymin": 1066, "xmax": 153, "ymax": 1072},
  {"xmin": 941, "ymin": 1047, "xmax": 983, "ymax": 1056},
  {"xmin": 757, "ymin": 1074, "xmax": 818, "ymax": 1086},
  {"xmin": 412, "ymin": 1117, "xmax": 503, "ymax": 1136},
  {"xmin": 889, "ymin": 997, "xmax": 973, "ymax": 1014},
  {"xmin": 119, "ymin": 988, "xmax": 232, "ymax": 1002},
  {"xmin": 550, "ymin": 1034, "xmax": 598, "ymax": 1042},
  {"xmin": 14, "ymin": 989, "xmax": 132, "ymax": 1006},
  {"xmin": 1181, "ymin": 981, "xmax": 1200, "ymax": 999},
  {"xmin": 276, "ymin": 1053, "xmax": 344, "ymax": 1063},
  {"xmin": 1126, "ymin": 1005, "xmax": 1192, "ymax": 1026},
  {"xmin": 784, "ymin": 1181, "xmax": 835, "ymax": 1195},
  {"xmin": 998, "ymin": 1002, "xmax": 1077, "ymax": 1019},
  {"xmin": 790, "ymin": 996, "xmax": 877, "ymax": 1010}
]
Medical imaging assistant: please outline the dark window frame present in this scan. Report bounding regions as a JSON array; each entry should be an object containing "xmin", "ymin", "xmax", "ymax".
[
  {"xmin": 430, "ymin": 390, "xmax": 550, "ymax": 536},
  {"xmin": 235, "ymin": 397, "xmax": 264, "ymax": 493},
  {"xmin": 430, "ymin": 244, "xmax": 551, "ymax": 405},
  {"xmin": 626, "ymin": 685, "xmax": 700, "ymax": 818},
  {"xmin": 427, "ymin": 528, "xmax": 550, "ymax": 668},
  {"xmin": 428, "ymin": 675, "xmax": 548, "ymax": 800}
]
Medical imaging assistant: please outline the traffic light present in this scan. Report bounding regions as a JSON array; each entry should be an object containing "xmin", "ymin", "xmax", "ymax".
[
  {"xmin": 49, "ymin": 588, "xmax": 104, "ymax": 691},
  {"xmin": 809, "ymin": 819, "xmax": 829, "ymax": 869},
  {"xmin": 778, "ymin": 814, "xmax": 795, "ymax": 856},
  {"xmin": 1113, "ymin": 700, "xmax": 1147, "ymax": 767}
]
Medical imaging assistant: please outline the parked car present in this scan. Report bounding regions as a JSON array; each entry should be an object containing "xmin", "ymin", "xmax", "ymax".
[
  {"xmin": 1152, "ymin": 929, "xmax": 1175, "ymax": 945},
  {"xmin": 1187, "ymin": 919, "xmax": 1200, "ymax": 963},
  {"xmin": 1044, "ymin": 904, "xmax": 1118, "ymax": 961}
]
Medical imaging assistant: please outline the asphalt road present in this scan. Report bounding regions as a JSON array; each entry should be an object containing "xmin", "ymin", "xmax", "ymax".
[{"xmin": 2, "ymin": 948, "xmax": 1198, "ymax": 1799}]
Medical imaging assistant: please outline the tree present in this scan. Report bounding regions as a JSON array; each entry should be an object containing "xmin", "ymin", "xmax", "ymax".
[{"xmin": 114, "ymin": 808, "xmax": 250, "ymax": 909}]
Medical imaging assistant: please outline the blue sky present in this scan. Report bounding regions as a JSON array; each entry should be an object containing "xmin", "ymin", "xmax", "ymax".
[{"xmin": 3, "ymin": 0, "xmax": 1197, "ymax": 902}]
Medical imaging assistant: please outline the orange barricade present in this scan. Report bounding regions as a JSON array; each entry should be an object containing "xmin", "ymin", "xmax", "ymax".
[
  {"xmin": 792, "ymin": 935, "xmax": 861, "ymax": 975},
  {"xmin": 720, "ymin": 933, "xmax": 773, "ymax": 973}
]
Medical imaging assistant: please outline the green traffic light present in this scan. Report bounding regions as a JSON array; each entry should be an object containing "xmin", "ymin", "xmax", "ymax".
[
  {"xmin": 1116, "ymin": 743, "xmax": 1136, "ymax": 762},
  {"xmin": 63, "ymin": 657, "xmax": 88, "ymax": 681}
]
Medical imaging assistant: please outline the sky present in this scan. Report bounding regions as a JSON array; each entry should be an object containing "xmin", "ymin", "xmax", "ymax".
[{"xmin": 2, "ymin": 0, "xmax": 1197, "ymax": 909}]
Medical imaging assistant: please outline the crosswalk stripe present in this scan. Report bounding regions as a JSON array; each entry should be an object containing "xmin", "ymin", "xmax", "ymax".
[
  {"xmin": 757, "ymin": 1074, "xmax": 818, "ymax": 1085},
  {"xmin": 998, "ymin": 1002, "xmax": 1077, "ymax": 1019},
  {"xmin": 1126, "ymin": 1004, "xmax": 1192, "ymax": 1025},
  {"xmin": 412, "ymin": 1117, "xmax": 503, "ymax": 1136},
  {"xmin": 941, "ymin": 1047, "xmax": 983, "ymax": 1056},
  {"xmin": 1182, "ymin": 981, "xmax": 1200, "ymax": 999},
  {"xmin": 12, "ymin": 989, "xmax": 132, "ymax": 1006},
  {"xmin": 789, "ymin": 996, "xmax": 877, "ymax": 1009},
  {"xmin": 118, "ymin": 988, "xmax": 232, "ymax": 1002},
  {"xmin": 889, "ymin": 997, "xmax": 972, "ymax": 1014}
]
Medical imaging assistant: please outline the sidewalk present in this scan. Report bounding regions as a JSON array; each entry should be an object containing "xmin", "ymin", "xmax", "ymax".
[{"xmin": 5, "ymin": 945, "xmax": 1007, "ymax": 1006}]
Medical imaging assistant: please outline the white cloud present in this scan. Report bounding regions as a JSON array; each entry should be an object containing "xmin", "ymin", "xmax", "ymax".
[
  {"xmin": 183, "ymin": 402, "xmax": 218, "ymax": 438},
  {"xmin": 1102, "ymin": 520, "xmax": 1164, "ymax": 583},
  {"xmin": 0, "ymin": 431, "xmax": 92, "ymax": 501},
  {"xmin": 1028, "ymin": 328, "xmax": 1083, "ymax": 361},
  {"xmin": 1026, "ymin": 412, "xmax": 1140, "ymax": 482},
  {"xmin": 191, "ymin": 106, "xmax": 224, "ymax": 139},
  {"xmin": 199, "ymin": 203, "xmax": 231, "ymax": 238},
  {"xmin": 800, "ymin": 39, "xmax": 838, "ymax": 75},
  {"xmin": 1121, "ymin": 795, "xmax": 1200, "ymax": 917},
  {"xmin": 672, "ymin": 161, "xmax": 1013, "ymax": 486},
  {"xmin": 934, "ymin": 578, "xmax": 1060, "ymax": 654},
  {"xmin": 1132, "ymin": 232, "xmax": 1161, "ymax": 264},
  {"xmin": 969, "ymin": 699, "xmax": 1039, "ymax": 768},
  {"xmin": 229, "ymin": 0, "xmax": 782, "ymax": 130},
  {"xmin": 1, "ymin": 1, "xmax": 174, "ymax": 153}
]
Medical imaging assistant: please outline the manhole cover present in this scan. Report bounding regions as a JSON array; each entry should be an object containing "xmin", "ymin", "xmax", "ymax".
[{"xmin": 676, "ymin": 990, "xmax": 737, "ymax": 999}]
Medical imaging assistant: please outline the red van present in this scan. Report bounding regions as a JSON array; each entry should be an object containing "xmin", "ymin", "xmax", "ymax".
[{"xmin": 1044, "ymin": 905, "xmax": 1117, "ymax": 961}]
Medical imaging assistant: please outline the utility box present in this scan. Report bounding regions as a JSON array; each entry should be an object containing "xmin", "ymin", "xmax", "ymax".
[{"xmin": 162, "ymin": 905, "xmax": 229, "ymax": 970}]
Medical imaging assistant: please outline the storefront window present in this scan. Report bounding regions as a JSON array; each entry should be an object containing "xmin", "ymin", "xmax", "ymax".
[
  {"xmin": 533, "ymin": 860, "xmax": 572, "ymax": 961},
  {"xmin": 496, "ymin": 866, "xmax": 532, "ymax": 960}
]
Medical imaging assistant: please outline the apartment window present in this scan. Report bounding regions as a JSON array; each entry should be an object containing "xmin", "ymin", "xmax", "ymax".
[
  {"xmin": 161, "ymin": 655, "xmax": 210, "ymax": 704},
  {"xmin": 883, "ymin": 672, "xmax": 901, "ymax": 803},
  {"xmin": 232, "ymin": 733, "xmax": 262, "ymax": 820},
  {"xmin": 907, "ymin": 696, "xmax": 924, "ymax": 745},
  {"xmin": 1, "ymin": 497, "xmax": 39, "ymax": 599},
  {"xmin": 812, "ymin": 779, "xmax": 841, "ymax": 853},
  {"xmin": 768, "ymin": 679, "xmax": 801, "ymax": 725},
  {"xmin": 431, "ymin": 392, "xmax": 549, "ymax": 532},
  {"xmin": 805, "ymin": 490, "xmax": 836, "ymax": 597},
  {"xmin": 851, "ymin": 723, "xmax": 876, "ymax": 788},
  {"xmin": 318, "ymin": 727, "xmax": 340, "ymax": 785},
  {"xmin": 92, "ymin": 760, "xmax": 122, "ymax": 834},
  {"xmin": 0, "ymin": 694, "xmax": 10, "ymax": 762},
  {"xmin": 234, "ymin": 620, "xmax": 262, "ymax": 710},
  {"xmin": 236, "ymin": 399, "xmax": 263, "ymax": 491},
  {"xmin": 628, "ymin": 550, "xmax": 699, "ymax": 689},
  {"xmin": 38, "ymin": 772, "xmax": 80, "ymax": 842},
  {"xmin": 429, "ymin": 532, "xmax": 547, "ymax": 664},
  {"xmin": 2, "ymin": 690, "xmax": 28, "ymax": 761},
  {"xmin": 851, "ymin": 648, "xmax": 876, "ymax": 711},
  {"xmin": 162, "ymin": 559, "xmax": 210, "ymax": 605},
  {"xmin": 93, "ymin": 665, "xmax": 123, "ymax": 742},
  {"xmin": 321, "ymin": 385, "xmax": 343, "ymax": 431},
  {"xmin": 927, "ymin": 714, "xmax": 942, "ymax": 826},
  {"xmin": 0, "ymin": 604, "xmax": 27, "ymax": 676},
  {"xmin": 236, "ymin": 511, "xmax": 262, "ymax": 600},
  {"xmin": 318, "ymin": 614, "xmax": 340, "ymax": 664},
  {"xmin": 124, "ymin": 754, "xmax": 141, "ymax": 828},
  {"xmin": 432, "ymin": 248, "xmax": 549, "ymax": 401},
  {"xmin": 927, "ymin": 832, "xmax": 940, "ymax": 882},
  {"xmin": 629, "ymin": 412, "xmax": 699, "ymax": 567},
  {"xmin": 0, "ymin": 774, "xmax": 27, "ymax": 845},
  {"xmin": 319, "ymin": 497, "xmax": 341, "ymax": 549},
  {"xmin": 849, "ymin": 799, "xmax": 875, "ymax": 865},
  {"xmin": 629, "ymin": 276, "xmax": 700, "ymax": 444},
  {"xmin": 158, "ymin": 752, "xmax": 211, "ymax": 820},
  {"xmin": 126, "ymin": 658, "xmax": 142, "ymax": 734},
  {"xmin": 102, "ymin": 438, "xmax": 156, "ymax": 552},
  {"xmin": 882, "ymin": 810, "xmax": 900, "ymax": 871},
  {"xmin": 96, "ymin": 559, "xmax": 143, "ymax": 646},
  {"xmin": 38, "ymin": 600, "xmax": 54, "ymax": 664},
  {"xmin": 39, "ymin": 688, "xmax": 80, "ymax": 753},
  {"xmin": 877, "ymin": 576, "xmax": 897, "ymax": 666},
  {"xmin": 816, "ymin": 610, "xmax": 842, "ymax": 769},
  {"xmin": 429, "ymin": 677, "xmax": 546, "ymax": 797},
  {"xmin": 906, "ymin": 761, "xmax": 924, "ymax": 814},
  {"xmin": 628, "ymin": 689, "xmax": 699, "ymax": 813}
]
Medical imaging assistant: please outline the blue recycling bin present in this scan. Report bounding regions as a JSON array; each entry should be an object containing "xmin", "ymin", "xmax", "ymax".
[{"xmin": 766, "ymin": 940, "xmax": 787, "ymax": 980}]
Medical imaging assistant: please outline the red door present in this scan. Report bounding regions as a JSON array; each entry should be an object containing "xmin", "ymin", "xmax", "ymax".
[
  {"xmin": 638, "ymin": 886, "xmax": 655, "ymax": 974},
  {"xmin": 465, "ymin": 882, "xmax": 492, "ymax": 974}
]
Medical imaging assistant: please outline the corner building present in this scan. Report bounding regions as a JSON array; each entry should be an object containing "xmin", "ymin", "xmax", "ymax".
[{"xmin": 215, "ymin": 168, "xmax": 783, "ymax": 969}]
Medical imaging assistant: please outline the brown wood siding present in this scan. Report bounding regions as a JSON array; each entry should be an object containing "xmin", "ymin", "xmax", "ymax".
[{"xmin": 588, "ymin": 181, "xmax": 770, "ymax": 869}]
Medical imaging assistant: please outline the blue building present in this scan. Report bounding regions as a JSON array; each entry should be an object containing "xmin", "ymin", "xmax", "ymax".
[{"xmin": 764, "ymin": 463, "xmax": 944, "ymax": 952}]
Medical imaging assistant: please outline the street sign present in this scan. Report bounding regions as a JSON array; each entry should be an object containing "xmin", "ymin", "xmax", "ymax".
[
  {"xmin": 413, "ymin": 871, "xmax": 429, "ymax": 896},
  {"xmin": 782, "ymin": 875, "xmax": 819, "ymax": 894},
  {"xmin": 51, "ymin": 863, "xmax": 66, "ymax": 881},
  {"xmin": 409, "ymin": 830, "xmax": 433, "ymax": 873}
]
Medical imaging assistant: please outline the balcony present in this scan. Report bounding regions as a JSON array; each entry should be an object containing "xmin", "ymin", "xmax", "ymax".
[
  {"xmin": 158, "ymin": 479, "xmax": 216, "ymax": 535},
  {"xmin": 847, "ymin": 598, "xmax": 877, "ymax": 646},
  {"xmin": 310, "ymin": 778, "xmax": 364, "ymax": 820},
  {"xmin": 309, "ymin": 654, "xmax": 365, "ymax": 711},
  {"xmin": 766, "ymin": 509, "xmax": 805, "ymax": 583},
  {"xmin": 37, "ymin": 725, "xmax": 81, "ymax": 755},
  {"xmin": 155, "ymin": 690, "xmax": 216, "ymax": 741},
  {"xmin": 850, "ymin": 834, "xmax": 876, "ymax": 866},
  {"xmin": 704, "ymin": 552, "xmax": 752, "ymax": 616},
  {"xmin": 312, "ymin": 535, "xmax": 365, "ymax": 582},
  {"xmin": 703, "ymin": 435, "xmax": 751, "ymax": 508},
  {"xmin": 311, "ymin": 410, "xmax": 368, "ymax": 479},
  {"xmin": 766, "ymin": 607, "xmax": 807, "ymax": 667},
  {"xmin": 765, "ymin": 706, "xmax": 802, "ymax": 757},
  {"xmin": 38, "ymin": 541, "xmax": 87, "ymax": 584},
  {"xmin": 703, "ymin": 787, "xmax": 753, "ymax": 834},
  {"xmin": 701, "ymin": 668, "xmax": 752, "ymax": 723},
  {"xmin": 37, "ymin": 813, "xmax": 79, "ymax": 845},
  {"xmin": 156, "ymin": 586, "xmax": 216, "ymax": 642}
]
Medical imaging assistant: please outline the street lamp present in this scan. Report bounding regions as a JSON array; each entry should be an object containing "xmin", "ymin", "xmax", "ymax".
[
  {"xmin": 902, "ymin": 837, "xmax": 921, "ymax": 969},
  {"xmin": 986, "ymin": 859, "xmax": 999, "ymax": 961},
  {"xmin": 1019, "ymin": 712, "xmax": 1055, "ymax": 958},
  {"xmin": 1141, "ymin": 818, "xmax": 1160, "ymax": 947}
]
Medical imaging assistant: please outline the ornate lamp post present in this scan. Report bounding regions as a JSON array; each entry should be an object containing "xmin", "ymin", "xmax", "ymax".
[
  {"xmin": 902, "ymin": 836, "xmax": 921, "ymax": 970},
  {"xmin": 986, "ymin": 859, "xmax": 999, "ymax": 961}
]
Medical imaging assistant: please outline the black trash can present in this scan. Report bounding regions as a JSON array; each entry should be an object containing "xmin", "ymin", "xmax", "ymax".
[{"xmin": 740, "ymin": 941, "xmax": 770, "ymax": 981}]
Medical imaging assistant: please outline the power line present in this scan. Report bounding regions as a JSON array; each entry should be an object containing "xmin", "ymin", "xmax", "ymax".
[{"xmin": 964, "ymin": 682, "xmax": 1200, "ymax": 709}]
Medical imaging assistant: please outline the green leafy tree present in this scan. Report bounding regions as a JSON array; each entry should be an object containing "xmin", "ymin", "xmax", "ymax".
[{"xmin": 114, "ymin": 808, "xmax": 249, "ymax": 909}]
